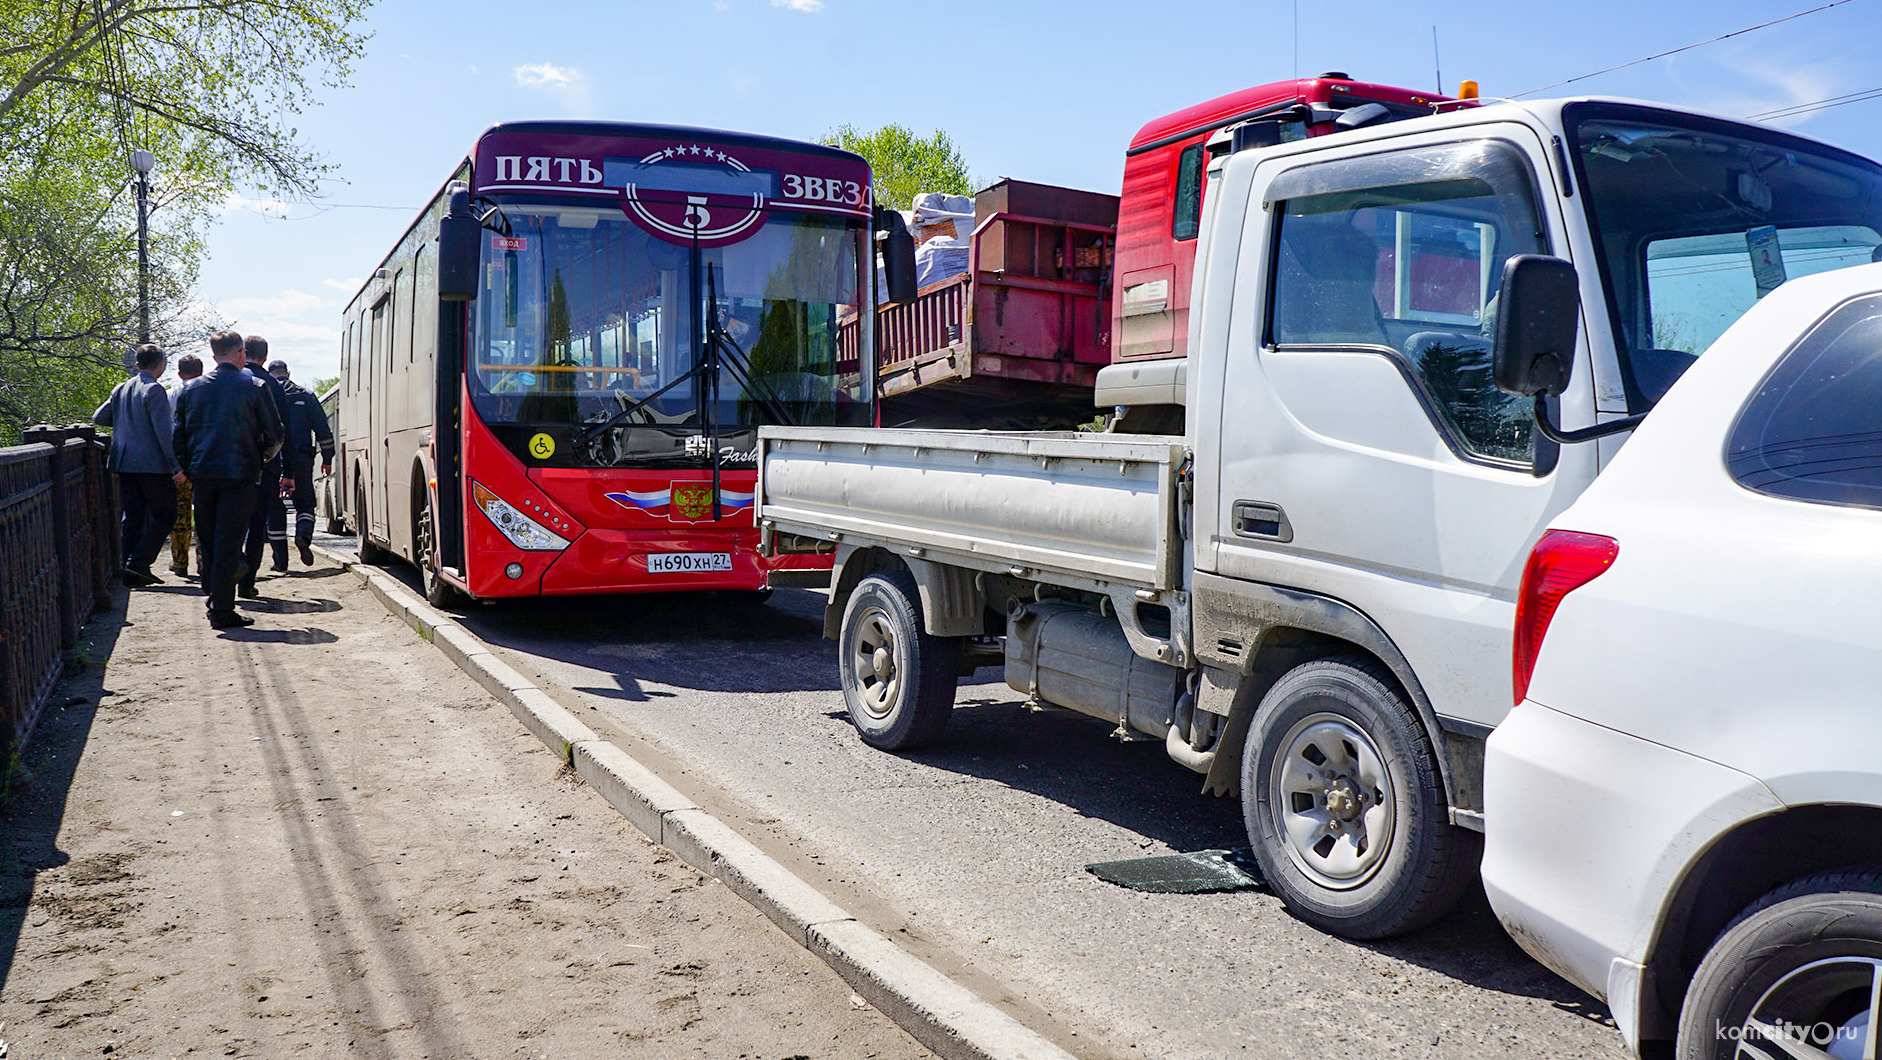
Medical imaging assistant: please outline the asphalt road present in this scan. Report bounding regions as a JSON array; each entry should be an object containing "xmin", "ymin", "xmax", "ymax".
[{"xmin": 334, "ymin": 537, "xmax": 1629, "ymax": 1060}]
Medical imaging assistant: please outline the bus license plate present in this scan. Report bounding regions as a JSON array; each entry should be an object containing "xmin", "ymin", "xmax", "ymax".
[{"xmin": 648, "ymin": 551, "xmax": 732, "ymax": 573}]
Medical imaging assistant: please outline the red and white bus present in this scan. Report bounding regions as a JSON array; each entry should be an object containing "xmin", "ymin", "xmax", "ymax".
[{"xmin": 337, "ymin": 121, "xmax": 905, "ymax": 604}]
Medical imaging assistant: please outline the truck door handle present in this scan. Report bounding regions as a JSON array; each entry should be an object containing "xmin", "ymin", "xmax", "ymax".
[{"xmin": 1232, "ymin": 501, "xmax": 1293, "ymax": 542}]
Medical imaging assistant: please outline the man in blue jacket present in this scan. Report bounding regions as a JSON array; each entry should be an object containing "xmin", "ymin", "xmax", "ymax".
[
  {"xmin": 93, "ymin": 343, "xmax": 185, "ymax": 586},
  {"xmin": 267, "ymin": 359, "xmax": 335, "ymax": 566},
  {"xmin": 176, "ymin": 330, "xmax": 283, "ymax": 629}
]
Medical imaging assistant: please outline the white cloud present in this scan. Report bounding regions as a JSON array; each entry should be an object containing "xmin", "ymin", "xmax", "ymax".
[
  {"xmin": 204, "ymin": 285, "xmax": 346, "ymax": 383},
  {"xmin": 514, "ymin": 62, "xmax": 578, "ymax": 89},
  {"xmin": 512, "ymin": 62, "xmax": 592, "ymax": 115},
  {"xmin": 221, "ymin": 193, "xmax": 293, "ymax": 218},
  {"xmin": 221, "ymin": 288, "xmax": 327, "ymax": 320},
  {"xmin": 770, "ymin": 0, "xmax": 823, "ymax": 11},
  {"xmin": 1673, "ymin": 48, "xmax": 1843, "ymax": 128}
]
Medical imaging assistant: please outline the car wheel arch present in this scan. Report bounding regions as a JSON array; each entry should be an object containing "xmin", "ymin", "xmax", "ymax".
[{"xmin": 1638, "ymin": 802, "xmax": 1882, "ymax": 1046}]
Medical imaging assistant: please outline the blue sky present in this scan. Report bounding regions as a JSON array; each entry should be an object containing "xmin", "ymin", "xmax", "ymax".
[{"xmin": 194, "ymin": 0, "xmax": 1882, "ymax": 386}]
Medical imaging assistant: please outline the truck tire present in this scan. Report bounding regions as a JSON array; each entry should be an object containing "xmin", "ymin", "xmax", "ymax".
[
  {"xmin": 355, "ymin": 481, "xmax": 385, "ymax": 565},
  {"xmin": 838, "ymin": 572, "xmax": 960, "ymax": 750},
  {"xmin": 1242, "ymin": 656, "xmax": 1476, "ymax": 939},
  {"xmin": 1676, "ymin": 867, "xmax": 1882, "ymax": 1060}
]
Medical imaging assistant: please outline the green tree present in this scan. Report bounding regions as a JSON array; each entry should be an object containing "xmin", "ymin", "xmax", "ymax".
[
  {"xmin": 0, "ymin": 0, "xmax": 371, "ymax": 441},
  {"xmin": 823, "ymin": 124, "xmax": 973, "ymax": 212}
]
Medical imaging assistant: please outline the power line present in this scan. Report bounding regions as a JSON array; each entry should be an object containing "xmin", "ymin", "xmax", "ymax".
[
  {"xmin": 1513, "ymin": 0, "xmax": 1858, "ymax": 98},
  {"xmin": 1751, "ymin": 86, "xmax": 1882, "ymax": 120}
]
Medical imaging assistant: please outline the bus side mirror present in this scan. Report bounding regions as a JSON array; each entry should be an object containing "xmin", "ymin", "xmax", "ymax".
[
  {"xmin": 438, "ymin": 191, "xmax": 480, "ymax": 302},
  {"xmin": 1493, "ymin": 255, "xmax": 1580, "ymax": 398},
  {"xmin": 876, "ymin": 207, "xmax": 917, "ymax": 305}
]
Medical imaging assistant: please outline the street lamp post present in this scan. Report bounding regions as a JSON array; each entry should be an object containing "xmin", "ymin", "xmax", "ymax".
[{"xmin": 129, "ymin": 149, "xmax": 155, "ymax": 345}]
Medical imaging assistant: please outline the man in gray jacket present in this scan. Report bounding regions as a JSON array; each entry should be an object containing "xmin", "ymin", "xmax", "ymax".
[{"xmin": 93, "ymin": 343, "xmax": 185, "ymax": 586}]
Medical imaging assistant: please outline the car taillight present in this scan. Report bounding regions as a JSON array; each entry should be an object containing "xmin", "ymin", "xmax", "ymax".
[{"xmin": 1512, "ymin": 530, "xmax": 1618, "ymax": 706}]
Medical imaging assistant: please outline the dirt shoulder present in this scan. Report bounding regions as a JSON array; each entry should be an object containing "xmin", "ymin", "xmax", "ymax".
[{"xmin": 0, "ymin": 555, "xmax": 929, "ymax": 1059}]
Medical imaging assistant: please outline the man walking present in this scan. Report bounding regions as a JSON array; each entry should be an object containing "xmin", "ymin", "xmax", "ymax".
[
  {"xmin": 267, "ymin": 359, "xmax": 334, "ymax": 566},
  {"xmin": 167, "ymin": 353, "xmax": 206, "ymax": 576},
  {"xmin": 176, "ymin": 330, "xmax": 282, "ymax": 629},
  {"xmin": 92, "ymin": 343, "xmax": 185, "ymax": 586},
  {"xmin": 239, "ymin": 335, "xmax": 292, "ymax": 592}
]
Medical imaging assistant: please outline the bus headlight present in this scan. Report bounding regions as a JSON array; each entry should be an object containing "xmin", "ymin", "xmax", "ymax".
[{"xmin": 470, "ymin": 480, "xmax": 570, "ymax": 551}]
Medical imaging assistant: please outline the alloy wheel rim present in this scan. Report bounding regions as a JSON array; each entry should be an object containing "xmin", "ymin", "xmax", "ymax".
[
  {"xmin": 1269, "ymin": 711, "xmax": 1397, "ymax": 890},
  {"xmin": 850, "ymin": 606, "xmax": 900, "ymax": 721},
  {"xmin": 1734, "ymin": 955, "xmax": 1881, "ymax": 1060}
]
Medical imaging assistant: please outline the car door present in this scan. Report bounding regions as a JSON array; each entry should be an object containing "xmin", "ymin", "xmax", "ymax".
[{"xmin": 1208, "ymin": 128, "xmax": 1599, "ymax": 729}]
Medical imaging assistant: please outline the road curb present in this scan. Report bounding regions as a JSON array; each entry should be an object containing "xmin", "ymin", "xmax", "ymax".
[{"xmin": 319, "ymin": 547, "xmax": 1079, "ymax": 1060}]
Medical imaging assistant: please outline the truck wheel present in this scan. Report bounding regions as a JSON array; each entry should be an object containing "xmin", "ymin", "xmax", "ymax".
[
  {"xmin": 355, "ymin": 482, "xmax": 385, "ymax": 565},
  {"xmin": 1677, "ymin": 868, "xmax": 1882, "ymax": 1060},
  {"xmin": 1242, "ymin": 656, "xmax": 1476, "ymax": 940},
  {"xmin": 839, "ymin": 572, "xmax": 960, "ymax": 750}
]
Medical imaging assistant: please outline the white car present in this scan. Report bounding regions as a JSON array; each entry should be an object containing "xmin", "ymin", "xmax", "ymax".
[{"xmin": 1483, "ymin": 262, "xmax": 1882, "ymax": 1059}]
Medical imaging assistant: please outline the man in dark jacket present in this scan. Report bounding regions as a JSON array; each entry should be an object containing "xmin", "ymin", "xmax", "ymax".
[
  {"xmin": 267, "ymin": 359, "xmax": 334, "ymax": 566},
  {"xmin": 176, "ymin": 330, "xmax": 283, "ymax": 629},
  {"xmin": 239, "ymin": 335, "xmax": 292, "ymax": 590},
  {"xmin": 93, "ymin": 343, "xmax": 184, "ymax": 585}
]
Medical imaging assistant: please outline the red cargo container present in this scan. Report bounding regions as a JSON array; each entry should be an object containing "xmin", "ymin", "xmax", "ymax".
[{"xmin": 869, "ymin": 179, "xmax": 1119, "ymax": 428}]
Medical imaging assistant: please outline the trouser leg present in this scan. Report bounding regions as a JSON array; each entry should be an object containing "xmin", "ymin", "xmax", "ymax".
[
  {"xmin": 243, "ymin": 462, "xmax": 281, "ymax": 587},
  {"xmin": 291, "ymin": 454, "xmax": 317, "ymax": 545},
  {"xmin": 122, "ymin": 472, "xmax": 175, "ymax": 573},
  {"xmin": 199, "ymin": 479, "xmax": 255, "ymax": 615},
  {"xmin": 118, "ymin": 471, "xmax": 146, "ymax": 570},
  {"xmin": 268, "ymin": 477, "xmax": 289, "ymax": 567},
  {"xmin": 171, "ymin": 478, "xmax": 193, "ymax": 572}
]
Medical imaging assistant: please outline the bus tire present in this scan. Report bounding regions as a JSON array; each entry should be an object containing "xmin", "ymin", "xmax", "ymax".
[
  {"xmin": 414, "ymin": 487, "xmax": 463, "ymax": 608},
  {"xmin": 1242, "ymin": 655, "xmax": 1476, "ymax": 940},
  {"xmin": 355, "ymin": 481, "xmax": 385, "ymax": 565},
  {"xmin": 838, "ymin": 572, "xmax": 959, "ymax": 751}
]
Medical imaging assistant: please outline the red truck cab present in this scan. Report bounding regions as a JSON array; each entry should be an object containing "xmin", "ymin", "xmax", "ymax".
[{"xmin": 1113, "ymin": 75, "xmax": 1462, "ymax": 365}]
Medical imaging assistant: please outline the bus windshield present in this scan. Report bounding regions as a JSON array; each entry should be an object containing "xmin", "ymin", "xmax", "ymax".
[
  {"xmin": 1567, "ymin": 103, "xmax": 1882, "ymax": 410},
  {"xmin": 469, "ymin": 199, "xmax": 869, "ymax": 466}
]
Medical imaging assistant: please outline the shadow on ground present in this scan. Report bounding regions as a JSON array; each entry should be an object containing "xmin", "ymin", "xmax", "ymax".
[{"xmin": 0, "ymin": 591, "xmax": 128, "ymax": 991}]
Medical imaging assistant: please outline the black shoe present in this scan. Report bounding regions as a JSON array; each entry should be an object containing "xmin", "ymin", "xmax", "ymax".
[
  {"xmin": 270, "ymin": 560, "xmax": 289, "ymax": 573},
  {"xmin": 234, "ymin": 561, "xmax": 250, "ymax": 584},
  {"xmin": 120, "ymin": 567, "xmax": 159, "ymax": 587},
  {"xmin": 298, "ymin": 541, "xmax": 315, "ymax": 566},
  {"xmin": 208, "ymin": 610, "xmax": 255, "ymax": 629},
  {"xmin": 236, "ymin": 582, "xmax": 259, "ymax": 599}
]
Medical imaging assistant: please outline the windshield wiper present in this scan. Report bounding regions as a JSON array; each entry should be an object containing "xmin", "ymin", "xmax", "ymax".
[{"xmin": 703, "ymin": 263, "xmax": 795, "ymax": 428}]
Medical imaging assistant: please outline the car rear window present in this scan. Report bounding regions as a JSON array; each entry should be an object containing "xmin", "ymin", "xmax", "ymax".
[{"xmin": 1726, "ymin": 293, "xmax": 1882, "ymax": 511}]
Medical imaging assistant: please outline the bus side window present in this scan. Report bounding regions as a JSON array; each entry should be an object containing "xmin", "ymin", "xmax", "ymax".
[{"xmin": 1172, "ymin": 142, "xmax": 1205, "ymax": 242}]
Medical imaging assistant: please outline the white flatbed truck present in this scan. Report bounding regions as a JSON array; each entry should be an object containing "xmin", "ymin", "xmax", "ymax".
[{"xmin": 756, "ymin": 92, "xmax": 1882, "ymax": 956}]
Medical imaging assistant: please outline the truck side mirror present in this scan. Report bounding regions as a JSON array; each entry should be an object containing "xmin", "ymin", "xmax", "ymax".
[
  {"xmin": 1492, "ymin": 255, "xmax": 1580, "ymax": 397},
  {"xmin": 876, "ymin": 207, "xmax": 917, "ymax": 305},
  {"xmin": 438, "ymin": 190, "xmax": 481, "ymax": 302}
]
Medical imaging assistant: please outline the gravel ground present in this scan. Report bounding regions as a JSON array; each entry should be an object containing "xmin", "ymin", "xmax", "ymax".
[{"xmin": 0, "ymin": 552, "xmax": 930, "ymax": 1060}]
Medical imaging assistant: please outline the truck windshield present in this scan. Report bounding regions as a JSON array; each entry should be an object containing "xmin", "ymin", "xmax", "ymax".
[
  {"xmin": 1567, "ymin": 103, "xmax": 1882, "ymax": 410},
  {"xmin": 468, "ymin": 199, "xmax": 868, "ymax": 466}
]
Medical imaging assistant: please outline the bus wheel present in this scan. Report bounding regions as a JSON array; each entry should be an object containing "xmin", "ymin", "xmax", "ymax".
[
  {"xmin": 1242, "ymin": 656, "xmax": 1478, "ymax": 940},
  {"xmin": 355, "ymin": 482, "xmax": 385, "ymax": 565},
  {"xmin": 414, "ymin": 489, "xmax": 463, "ymax": 608},
  {"xmin": 838, "ymin": 572, "xmax": 959, "ymax": 751}
]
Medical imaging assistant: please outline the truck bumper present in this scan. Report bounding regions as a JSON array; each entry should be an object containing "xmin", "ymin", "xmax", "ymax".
[{"xmin": 1481, "ymin": 701, "xmax": 1783, "ymax": 1052}]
